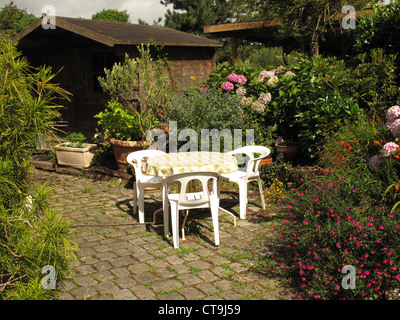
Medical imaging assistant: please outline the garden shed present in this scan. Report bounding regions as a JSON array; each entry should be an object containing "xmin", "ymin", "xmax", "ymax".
[{"xmin": 14, "ymin": 16, "xmax": 222, "ymax": 138}]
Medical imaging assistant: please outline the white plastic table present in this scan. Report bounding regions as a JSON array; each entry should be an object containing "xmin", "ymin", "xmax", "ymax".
[
  {"xmin": 142, "ymin": 151, "xmax": 239, "ymax": 237},
  {"xmin": 143, "ymin": 151, "xmax": 238, "ymax": 177}
]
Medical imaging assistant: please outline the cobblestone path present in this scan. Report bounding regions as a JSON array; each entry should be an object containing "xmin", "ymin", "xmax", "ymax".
[{"xmin": 29, "ymin": 169, "xmax": 293, "ymax": 300}]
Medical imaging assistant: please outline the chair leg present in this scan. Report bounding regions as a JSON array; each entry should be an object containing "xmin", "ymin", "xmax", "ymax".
[
  {"xmin": 238, "ymin": 182, "xmax": 248, "ymax": 219},
  {"xmin": 162, "ymin": 182, "xmax": 170, "ymax": 238},
  {"xmin": 137, "ymin": 185, "xmax": 145, "ymax": 224},
  {"xmin": 133, "ymin": 182, "xmax": 138, "ymax": 215},
  {"xmin": 211, "ymin": 204, "xmax": 220, "ymax": 246},
  {"xmin": 181, "ymin": 210, "xmax": 189, "ymax": 241},
  {"xmin": 257, "ymin": 177, "xmax": 266, "ymax": 210},
  {"xmin": 170, "ymin": 205, "xmax": 179, "ymax": 248}
]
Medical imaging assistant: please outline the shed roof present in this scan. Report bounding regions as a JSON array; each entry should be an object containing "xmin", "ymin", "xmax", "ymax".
[{"xmin": 14, "ymin": 16, "xmax": 223, "ymax": 48}]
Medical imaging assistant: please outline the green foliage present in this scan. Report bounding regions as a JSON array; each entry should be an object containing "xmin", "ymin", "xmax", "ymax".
[
  {"xmin": 91, "ymin": 9, "xmax": 130, "ymax": 23},
  {"xmin": 0, "ymin": 38, "xmax": 70, "ymax": 164},
  {"xmin": 318, "ymin": 115, "xmax": 389, "ymax": 176},
  {"xmin": 161, "ymin": 0, "xmax": 234, "ymax": 34},
  {"xmin": 234, "ymin": 0, "xmax": 370, "ymax": 55},
  {"xmin": 0, "ymin": 39, "xmax": 76, "ymax": 299},
  {"xmin": 64, "ymin": 132, "xmax": 86, "ymax": 144},
  {"xmin": 166, "ymin": 87, "xmax": 248, "ymax": 151},
  {"xmin": 0, "ymin": 1, "xmax": 37, "ymax": 37},
  {"xmin": 96, "ymin": 44, "xmax": 174, "ymax": 140},
  {"xmin": 95, "ymin": 101, "xmax": 144, "ymax": 141},
  {"xmin": 353, "ymin": 1, "xmax": 400, "ymax": 70},
  {"xmin": 205, "ymin": 49, "xmax": 400, "ymax": 162}
]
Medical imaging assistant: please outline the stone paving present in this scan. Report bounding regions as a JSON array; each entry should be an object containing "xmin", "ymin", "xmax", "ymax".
[{"xmin": 28, "ymin": 168, "xmax": 294, "ymax": 300}]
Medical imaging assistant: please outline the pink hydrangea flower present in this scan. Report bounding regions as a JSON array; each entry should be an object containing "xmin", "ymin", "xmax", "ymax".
[
  {"xmin": 227, "ymin": 73, "xmax": 240, "ymax": 83},
  {"xmin": 387, "ymin": 105, "xmax": 400, "ymax": 122},
  {"xmin": 237, "ymin": 75, "xmax": 247, "ymax": 85},
  {"xmin": 382, "ymin": 142, "xmax": 399, "ymax": 157},
  {"xmin": 389, "ymin": 118, "xmax": 400, "ymax": 137},
  {"xmin": 221, "ymin": 81, "xmax": 234, "ymax": 91}
]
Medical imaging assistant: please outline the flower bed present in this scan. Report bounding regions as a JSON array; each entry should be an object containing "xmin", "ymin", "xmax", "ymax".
[
  {"xmin": 278, "ymin": 168, "xmax": 400, "ymax": 300},
  {"xmin": 271, "ymin": 105, "xmax": 400, "ymax": 300}
]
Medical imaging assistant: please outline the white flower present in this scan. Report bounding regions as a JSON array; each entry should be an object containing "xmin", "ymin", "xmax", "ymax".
[
  {"xmin": 283, "ymin": 71, "xmax": 296, "ymax": 77},
  {"xmin": 258, "ymin": 92, "xmax": 272, "ymax": 105},
  {"xmin": 251, "ymin": 100, "xmax": 266, "ymax": 113},
  {"xmin": 236, "ymin": 86, "xmax": 247, "ymax": 96},
  {"xmin": 257, "ymin": 70, "xmax": 275, "ymax": 82},
  {"xmin": 266, "ymin": 76, "xmax": 279, "ymax": 86},
  {"xmin": 240, "ymin": 96, "xmax": 253, "ymax": 105}
]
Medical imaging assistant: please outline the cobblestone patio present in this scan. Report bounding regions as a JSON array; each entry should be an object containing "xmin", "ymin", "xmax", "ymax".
[{"xmin": 28, "ymin": 168, "xmax": 293, "ymax": 300}]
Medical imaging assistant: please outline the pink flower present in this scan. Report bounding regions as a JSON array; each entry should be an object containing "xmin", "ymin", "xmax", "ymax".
[
  {"xmin": 387, "ymin": 105, "xmax": 400, "ymax": 122},
  {"xmin": 382, "ymin": 142, "xmax": 399, "ymax": 157},
  {"xmin": 200, "ymin": 84, "xmax": 208, "ymax": 92},
  {"xmin": 227, "ymin": 73, "xmax": 239, "ymax": 83},
  {"xmin": 221, "ymin": 81, "xmax": 234, "ymax": 91},
  {"xmin": 237, "ymin": 75, "xmax": 247, "ymax": 85},
  {"xmin": 389, "ymin": 118, "xmax": 400, "ymax": 137}
]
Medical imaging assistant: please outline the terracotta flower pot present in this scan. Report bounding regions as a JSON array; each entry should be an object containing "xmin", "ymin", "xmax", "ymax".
[
  {"xmin": 109, "ymin": 138, "xmax": 150, "ymax": 172},
  {"xmin": 275, "ymin": 142, "xmax": 300, "ymax": 160},
  {"xmin": 258, "ymin": 156, "xmax": 273, "ymax": 169}
]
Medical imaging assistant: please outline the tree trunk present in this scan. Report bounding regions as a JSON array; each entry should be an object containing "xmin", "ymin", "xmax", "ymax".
[{"xmin": 310, "ymin": 31, "xmax": 320, "ymax": 56}]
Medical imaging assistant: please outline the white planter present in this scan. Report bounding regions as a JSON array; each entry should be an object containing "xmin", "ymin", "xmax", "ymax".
[{"xmin": 55, "ymin": 142, "xmax": 97, "ymax": 169}]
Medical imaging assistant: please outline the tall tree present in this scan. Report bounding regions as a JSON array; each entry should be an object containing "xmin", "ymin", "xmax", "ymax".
[
  {"xmin": 0, "ymin": 1, "xmax": 37, "ymax": 37},
  {"xmin": 92, "ymin": 9, "xmax": 131, "ymax": 23},
  {"xmin": 160, "ymin": 0, "xmax": 235, "ymax": 34},
  {"xmin": 234, "ymin": 0, "xmax": 370, "ymax": 56}
]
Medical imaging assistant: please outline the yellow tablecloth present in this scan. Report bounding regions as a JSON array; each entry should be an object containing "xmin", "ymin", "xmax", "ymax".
[{"xmin": 143, "ymin": 151, "xmax": 238, "ymax": 177}]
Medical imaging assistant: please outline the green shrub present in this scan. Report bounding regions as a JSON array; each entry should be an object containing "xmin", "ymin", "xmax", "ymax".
[
  {"xmin": 353, "ymin": 0, "xmax": 400, "ymax": 74},
  {"xmin": 94, "ymin": 101, "xmax": 144, "ymax": 141},
  {"xmin": 0, "ymin": 38, "xmax": 76, "ymax": 299},
  {"xmin": 318, "ymin": 115, "xmax": 389, "ymax": 176},
  {"xmin": 97, "ymin": 44, "xmax": 175, "ymax": 140},
  {"xmin": 166, "ymin": 87, "xmax": 249, "ymax": 151},
  {"xmin": 204, "ymin": 50, "xmax": 399, "ymax": 163}
]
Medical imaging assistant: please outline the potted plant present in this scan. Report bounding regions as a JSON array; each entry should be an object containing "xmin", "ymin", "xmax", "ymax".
[
  {"xmin": 55, "ymin": 132, "xmax": 97, "ymax": 169},
  {"xmin": 94, "ymin": 101, "xmax": 155, "ymax": 171},
  {"xmin": 275, "ymin": 137, "xmax": 301, "ymax": 160},
  {"xmin": 94, "ymin": 44, "xmax": 176, "ymax": 171}
]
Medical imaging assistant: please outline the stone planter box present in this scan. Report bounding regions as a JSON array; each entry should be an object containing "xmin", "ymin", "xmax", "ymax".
[{"xmin": 55, "ymin": 142, "xmax": 97, "ymax": 169}]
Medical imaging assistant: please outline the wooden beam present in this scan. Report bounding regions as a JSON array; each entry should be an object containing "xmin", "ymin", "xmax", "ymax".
[
  {"xmin": 204, "ymin": 8, "xmax": 376, "ymax": 35},
  {"xmin": 204, "ymin": 20, "xmax": 276, "ymax": 34}
]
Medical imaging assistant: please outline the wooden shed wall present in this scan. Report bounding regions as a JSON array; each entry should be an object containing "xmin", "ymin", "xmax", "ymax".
[{"xmin": 20, "ymin": 42, "xmax": 217, "ymax": 140}]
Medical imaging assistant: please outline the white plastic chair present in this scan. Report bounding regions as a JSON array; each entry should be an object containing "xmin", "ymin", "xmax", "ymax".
[
  {"xmin": 127, "ymin": 150, "xmax": 165, "ymax": 224},
  {"xmin": 219, "ymin": 146, "xmax": 270, "ymax": 220},
  {"xmin": 165, "ymin": 172, "xmax": 220, "ymax": 248}
]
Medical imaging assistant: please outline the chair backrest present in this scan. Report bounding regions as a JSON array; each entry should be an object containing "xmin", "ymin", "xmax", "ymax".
[
  {"xmin": 126, "ymin": 150, "xmax": 165, "ymax": 179},
  {"xmin": 227, "ymin": 146, "xmax": 270, "ymax": 176},
  {"xmin": 165, "ymin": 171, "xmax": 219, "ymax": 208}
]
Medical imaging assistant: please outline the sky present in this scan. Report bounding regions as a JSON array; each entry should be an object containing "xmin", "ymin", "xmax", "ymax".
[{"xmin": 11, "ymin": 0, "xmax": 173, "ymax": 24}]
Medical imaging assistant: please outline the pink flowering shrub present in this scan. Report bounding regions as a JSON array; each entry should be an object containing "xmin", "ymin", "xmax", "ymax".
[
  {"xmin": 220, "ymin": 81, "xmax": 234, "ymax": 91},
  {"xmin": 278, "ymin": 168, "xmax": 400, "ymax": 300}
]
